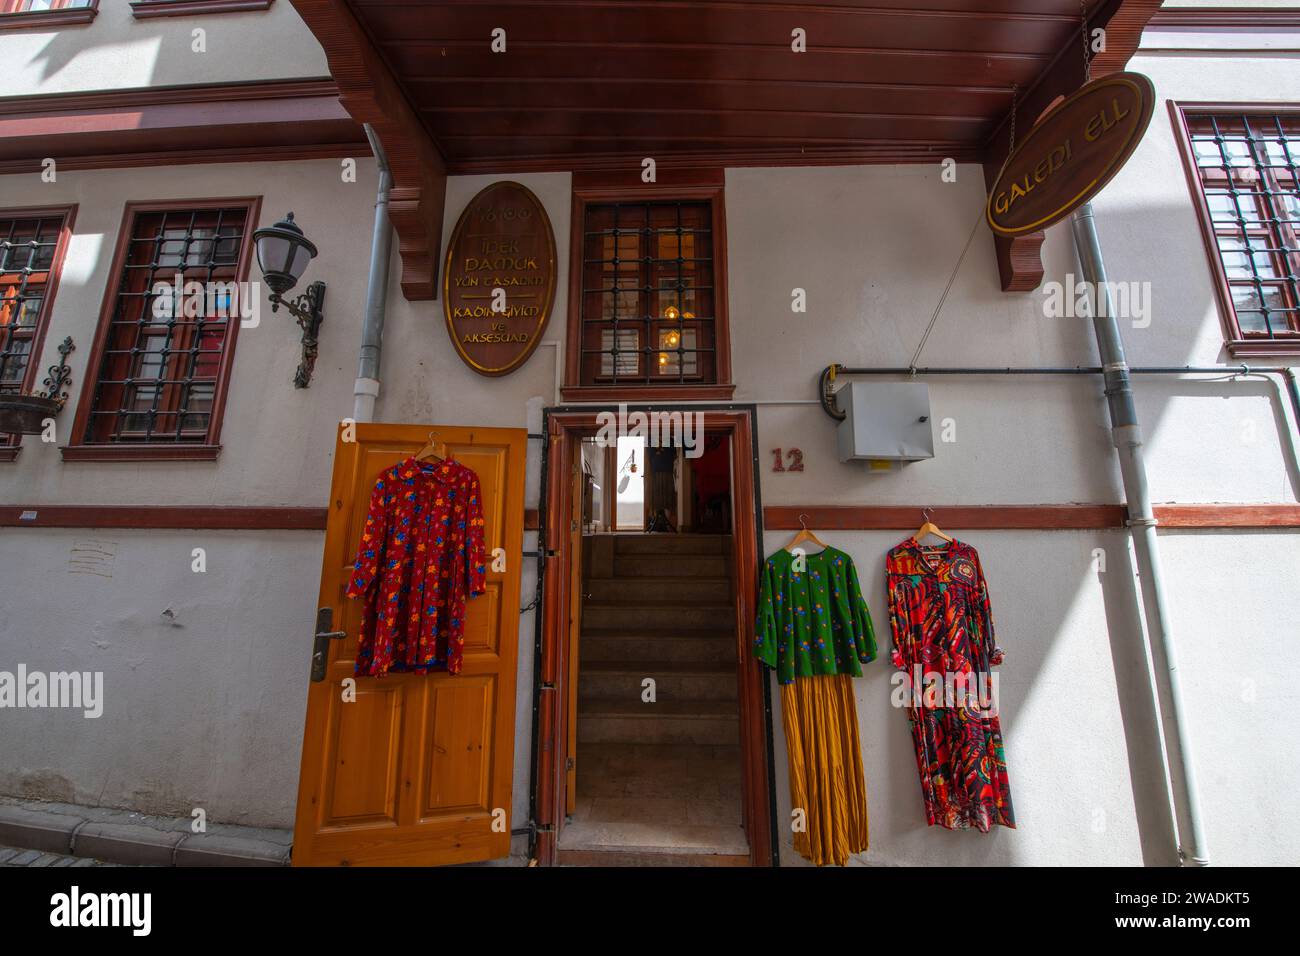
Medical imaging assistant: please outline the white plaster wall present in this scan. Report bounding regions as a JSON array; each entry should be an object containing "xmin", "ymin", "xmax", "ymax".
[
  {"xmin": 0, "ymin": 0, "xmax": 329, "ymax": 96},
  {"xmin": 762, "ymin": 528, "xmax": 1171, "ymax": 867},
  {"xmin": 0, "ymin": 528, "xmax": 318, "ymax": 828},
  {"xmin": 0, "ymin": 161, "xmax": 565, "ymax": 832},
  {"xmin": 761, "ymin": 526, "xmax": 1300, "ymax": 867},
  {"xmin": 0, "ymin": 158, "xmax": 378, "ymax": 506}
]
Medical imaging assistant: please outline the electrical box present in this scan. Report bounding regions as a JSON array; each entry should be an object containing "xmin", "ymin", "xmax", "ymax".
[{"xmin": 835, "ymin": 380, "xmax": 934, "ymax": 463}]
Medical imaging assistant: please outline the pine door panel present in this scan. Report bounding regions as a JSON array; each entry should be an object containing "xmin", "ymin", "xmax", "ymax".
[{"xmin": 292, "ymin": 423, "xmax": 527, "ymax": 867}]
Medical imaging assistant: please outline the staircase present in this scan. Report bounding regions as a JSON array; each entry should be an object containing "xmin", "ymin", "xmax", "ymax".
[{"xmin": 558, "ymin": 533, "xmax": 749, "ymax": 866}]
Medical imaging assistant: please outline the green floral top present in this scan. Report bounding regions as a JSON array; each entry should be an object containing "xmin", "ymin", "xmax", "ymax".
[{"xmin": 754, "ymin": 546, "xmax": 877, "ymax": 684}]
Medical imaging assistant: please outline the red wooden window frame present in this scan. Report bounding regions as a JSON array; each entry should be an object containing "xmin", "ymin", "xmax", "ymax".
[
  {"xmin": 0, "ymin": 0, "xmax": 97, "ymax": 29},
  {"xmin": 1171, "ymin": 102, "xmax": 1300, "ymax": 356},
  {"xmin": 0, "ymin": 204, "xmax": 76, "ymax": 462},
  {"xmin": 563, "ymin": 169, "xmax": 733, "ymax": 403},
  {"xmin": 64, "ymin": 197, "xmax": 260, "ymax": 462},
  {"xmin": 130, "ymin": 0, "xmax": 273, "ymax": 18}
]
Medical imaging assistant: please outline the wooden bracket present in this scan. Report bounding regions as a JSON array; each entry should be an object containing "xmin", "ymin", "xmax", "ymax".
[{"xmin": 291, "ymin": 0, "xmax": 447, "ymax": 300}]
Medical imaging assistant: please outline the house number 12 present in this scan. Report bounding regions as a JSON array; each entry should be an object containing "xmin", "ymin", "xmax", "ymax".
[{"xmin": 771, "ymin": 448, "xmax": 804, "ymax": 472}]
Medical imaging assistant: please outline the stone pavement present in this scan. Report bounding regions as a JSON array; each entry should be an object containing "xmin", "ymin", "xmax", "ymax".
[{"xmin": 0, "ymin": 846, "xmax": 120, "ymax": 867}]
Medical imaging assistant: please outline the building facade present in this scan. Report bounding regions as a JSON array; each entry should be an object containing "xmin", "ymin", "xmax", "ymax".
[{"xmin": 1, "ymin": 0, "xmax": 1297, "ymax": 867}]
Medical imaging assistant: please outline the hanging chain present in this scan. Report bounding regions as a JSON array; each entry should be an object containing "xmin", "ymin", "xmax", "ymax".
[
  {"xmin": 1080, "ymin": 0, "xmax": 1093, "ymax": 82},
  {"xmin": 1009, "ymin": 82, "xmax": 1018, "ymax": 154}
]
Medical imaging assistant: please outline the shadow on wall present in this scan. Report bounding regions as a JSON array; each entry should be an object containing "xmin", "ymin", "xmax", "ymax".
[
  {"xmin": 766, "ymin": 192, "xmax": 1297, "ymax": 866},
  {"xmin": 816, "ymin": 530, "xmax": 1177, "ymax": 868},
  {"xmin": 22, "ymin": 29, "xmax": 160, "ymax": 91},
  {"xmin": 1076, "ymin": 202, "xmax": 1300, "ymax": 496}
]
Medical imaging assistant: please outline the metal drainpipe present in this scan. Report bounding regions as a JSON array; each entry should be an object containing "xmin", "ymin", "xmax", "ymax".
[
  {"xmin": 353, "ymin": 124, "xmax": 394, "ymax": 423},
  {"xmin": 1071, "ymin": 201, "xmax": 1210, "ymax": 867}
]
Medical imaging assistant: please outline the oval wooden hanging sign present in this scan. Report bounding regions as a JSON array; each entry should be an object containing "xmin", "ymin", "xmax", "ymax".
[
  {"xmin": 443, "ymin": 181, "xmax": 557, "ymax": 376},
  {"xmin": 986, "ymin": 72, "xmax": 1156, "ymax": 238}
]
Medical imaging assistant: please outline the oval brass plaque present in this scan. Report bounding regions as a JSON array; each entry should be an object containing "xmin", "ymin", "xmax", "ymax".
[
  {"xmin": 987, "ymin": 72, "xmax": 1156, "ymax": 238},
  {"xmin": 443, "ymin": 181, "xmax": 557, "ymax": 376}
]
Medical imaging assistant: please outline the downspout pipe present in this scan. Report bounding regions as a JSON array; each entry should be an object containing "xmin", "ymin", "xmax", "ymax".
[
  {"xmin": 353, "ymin": 124, "xmax": 394, "ymax": 423},
  {"xmin": 1071, "ymin": 201, "xmax": 1210, "ymax": 867}
]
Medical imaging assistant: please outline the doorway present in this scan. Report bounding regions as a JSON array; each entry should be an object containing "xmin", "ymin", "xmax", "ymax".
[{"xmin": 533, "ymin": 408, "xmax": 774, "ymax": 867}]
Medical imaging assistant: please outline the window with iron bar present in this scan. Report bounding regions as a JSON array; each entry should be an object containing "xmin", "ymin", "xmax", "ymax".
[
  {"xmin": 1179, "ymin": 107, "xmax": 1300, "ymax": 354},
  {"xmin": 577, "ymin": 200, "xmax": 717, "ymax": 387},
  {"xmin": 0, "ymin": 0, "xmax": 96, "ymax": 28},
  {"xmin": 71, "ymin": 200, "xmax": 257, "ymax": 457},
  {"xmin": 0, "ymin": 207, "xmax": 74, "ymax": 458}
]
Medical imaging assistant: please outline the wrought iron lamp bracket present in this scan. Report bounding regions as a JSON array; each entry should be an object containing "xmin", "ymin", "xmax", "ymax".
[{"xmin": 269, "ymin": 280, "xmax": 327, "ymax": 388}]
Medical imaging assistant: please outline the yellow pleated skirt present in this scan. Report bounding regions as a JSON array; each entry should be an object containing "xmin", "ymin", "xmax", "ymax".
[{"xmin": 780, "ymin": 673, "xmax": 869, "ymax": 866}]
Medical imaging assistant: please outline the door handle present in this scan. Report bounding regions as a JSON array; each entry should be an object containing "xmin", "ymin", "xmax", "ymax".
[{"xmin": 310, "ymin": 606, "xmax": 347, "ymax": 682}]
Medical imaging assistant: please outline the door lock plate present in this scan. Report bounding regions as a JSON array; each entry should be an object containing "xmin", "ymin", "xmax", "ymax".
[{"xmin": 310, "ymin": 606, "xmax": 347, "ymax": 682}]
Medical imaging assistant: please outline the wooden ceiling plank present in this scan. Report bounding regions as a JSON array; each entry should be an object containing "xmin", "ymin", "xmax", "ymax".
[
  {"xmin": 422, "ymin": 110, "xmax": 992, "ymax": 143},
  {"xmin": 382, "ymin": 45, "xmax": 1049, "ymax": 90},
  {"xmin": 352, "ymin": 0, "xmax": 1090, "ymax": 16},
  {"xmin": 405, "ymin": 75, "xmax": 1016, "ymax": 105},
  {"xmin": 359, "ymin": 5, "xmax": 1076, "ymax": 55}
]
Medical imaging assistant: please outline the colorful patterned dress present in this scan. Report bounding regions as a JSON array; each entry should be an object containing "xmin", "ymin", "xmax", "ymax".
[
  {"xmin": 755, "ymin": 546, "xmax": 876, "ymax": 865},
  {"xmin": 346, "ymin": 456, "xmax": 488, "ymax": 677},
  {"xmin": 886, "ymin": 538, "xmax": 1015, "ymax": 832}
]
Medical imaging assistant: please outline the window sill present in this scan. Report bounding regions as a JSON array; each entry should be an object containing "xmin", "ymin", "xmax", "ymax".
[
  {"xmin": 560, "ymin": 383, "xmax": 736, "ymax": 403},
  {"xmin": 61, "ymin": 444, "xmax": 222, "ymax": 462},
  {"xmin": 0, "ymin": 445, "xmax": 19, "ymax": 463},
  {"xmin": 0, "ymin": 8, "xmax": 97, "ymax": 30},
  {"xmin": 130, "ymin": 0, "xmax": 272, "ymax": 17},
  {"xmin": 1225, "ymin": 338, "xmax": 1300, "ymax": 359}
]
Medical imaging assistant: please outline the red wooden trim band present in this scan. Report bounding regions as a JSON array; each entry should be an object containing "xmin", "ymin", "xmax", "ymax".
[
  {"xmin": 764, "ymin": 504, "xmax": 1300, "ymax": 531},
  {"xmin": 0, "ymin": 506, "xmax": 328, "ymax": 530}
]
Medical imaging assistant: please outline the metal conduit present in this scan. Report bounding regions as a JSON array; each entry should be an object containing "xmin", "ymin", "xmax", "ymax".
[
  {"xmin": 352, "ymin": 124, "xmax": 394, "ymax": 424},
  {"xmin": 819, "ymin": 364, "xmax": 1300, "ymax": 448}
]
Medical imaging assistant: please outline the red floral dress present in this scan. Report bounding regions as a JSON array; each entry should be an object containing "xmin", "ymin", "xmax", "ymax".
[
  {"xmin": 886, "ymin": 537, "xmax": 1016, "ymax": 832},
  {"xmin": 346, "ymin": 456, "xmax": 487, "ymax": 677}
]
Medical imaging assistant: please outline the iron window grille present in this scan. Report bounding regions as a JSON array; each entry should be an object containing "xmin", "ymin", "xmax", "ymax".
[
  {"xmin": 0, "ymin": 213, "xmax": 65, "ymax": 401},
  {"xmin": 578, "ymin": 200, "xmax": 716, "ymax": 386},
  {"xmin": 1185, "ymin": 110, "xmax": 1300, "ymax": 349},
  {"xmin": 82, "ymin": 205, "xmax": 250, "ymax": 446}
]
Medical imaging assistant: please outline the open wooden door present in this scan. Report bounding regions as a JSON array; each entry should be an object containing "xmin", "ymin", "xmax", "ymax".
[
  {"xmin": 292, "ymin": 422, "xmax": 527, "ymax": 867},
  {"xmin": 565, "ymin": 449, "xmax": 584, "ymax": 814}
]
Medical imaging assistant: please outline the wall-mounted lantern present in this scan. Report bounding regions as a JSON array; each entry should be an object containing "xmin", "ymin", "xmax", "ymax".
[{"xmin": 253, "ymin": 212, "xmax": 326, "ymax": 388}]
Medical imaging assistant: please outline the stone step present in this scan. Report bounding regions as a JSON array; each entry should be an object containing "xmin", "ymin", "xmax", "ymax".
[
  {"xmin": 581, "ymin": 629, "xmax": 736, "ymax": 664},
  {"xmin": 577, "ymin": 743, "xmax": 743, "ymax": 801},
  {"xmin": 614, "ymin": 554, "xmax": 729, "ymax": 578},
  {"xmin": 585, "ymin": 575, "xmax": 731, "ymax": 603},
  {"xmin": 556, "ymin": 846, "xmax": 750, "ymax": 867},
  {"xmin": 556, "ymin": 817, "xmax": 748, "ymax": 865},
  {"xmin": 582, "ymin": 602, "xmax": 734, "ymax": 632},
  {"xmin": 577, "ymin": 699, "xmax": 739, "ymax": 745},
  {"xmin": 579, "ymin": 661, "xmax": 737, "ymax": 702},
  {"xmin": 613, "ymin": 534, "xmax": 730, "ymax": 555}
]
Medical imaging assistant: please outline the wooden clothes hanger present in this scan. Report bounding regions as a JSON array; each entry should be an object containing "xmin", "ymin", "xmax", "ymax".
[
  {"xmin": 785, "ymin": 513, "xmax": 829, "ymax": 553},
  {"xmin": 914, "ymin": 507, "xmax": 954, "ymax": 544},
  {"xmin": 413, "ymin": 430, "xmax": 449, "ymax": 463}
]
